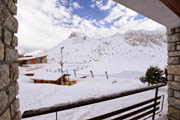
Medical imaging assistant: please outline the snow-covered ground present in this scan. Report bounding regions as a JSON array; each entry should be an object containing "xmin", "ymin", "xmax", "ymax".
[
  {"xmin": 19, "ymin": 30, "xmax": 168, "ymax": 120},
  {"xmin": 18, "ymin": 65, "xmax": 168, "ymax": 120}
]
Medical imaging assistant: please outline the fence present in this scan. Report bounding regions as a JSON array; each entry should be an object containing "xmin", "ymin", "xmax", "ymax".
[{"xmin": 22, "ymin": 83, "xmax": 166, "ymax": 120}]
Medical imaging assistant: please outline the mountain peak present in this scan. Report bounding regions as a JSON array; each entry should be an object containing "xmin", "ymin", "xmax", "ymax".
[
  {"xmin": 68, "ymin": 32, "xmax": 86, "ymax": 39},
  {"xmin": 41, "ymin": 29, "xmax": 167, "ymax": 66}
]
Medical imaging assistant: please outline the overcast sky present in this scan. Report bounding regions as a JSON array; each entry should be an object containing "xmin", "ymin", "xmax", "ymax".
[{"xmin": 17, "ymin": 0, "xmax": 166, "ymax": 50}]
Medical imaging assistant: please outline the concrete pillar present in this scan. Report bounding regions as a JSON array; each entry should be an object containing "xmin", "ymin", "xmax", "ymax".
[
  {"xmin": 0, "ymin": 0, "xmax": 20, "ymax": 120},
  {"xmin": 167, "ymin": 26, "xmax": 180, "ymax": 120}
]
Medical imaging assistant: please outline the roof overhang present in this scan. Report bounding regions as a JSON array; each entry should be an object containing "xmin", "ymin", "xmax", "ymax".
[
  {"xmin": 114, "ymin": 0, "xmax": 180, "ymax": 29},
  {"xmin": 18, "ymin": 55, "xmax": 47, "ymax": 61}
]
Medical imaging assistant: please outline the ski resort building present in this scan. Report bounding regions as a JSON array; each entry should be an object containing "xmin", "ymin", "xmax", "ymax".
[
  {"xmin": 16, "ymin": 56, "xmax": 47, "ymax": 66},
  {"xmin": 0, "ymin": 0, "xmax": 180, "ymax": 120},
  {"xmin": 32, "ymin": 74, "xmax": 77, "ymax": 86}
]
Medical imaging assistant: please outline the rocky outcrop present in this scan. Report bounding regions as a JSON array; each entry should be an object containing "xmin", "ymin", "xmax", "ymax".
[{"xmin": 124, "ymin": 30, "xmax": 166, "ymax": 47}]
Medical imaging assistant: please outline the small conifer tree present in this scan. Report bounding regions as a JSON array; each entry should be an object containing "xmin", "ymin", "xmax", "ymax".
[{"xmin": 140, "ymin": 66, "xmax": 167, "ymax": 86}]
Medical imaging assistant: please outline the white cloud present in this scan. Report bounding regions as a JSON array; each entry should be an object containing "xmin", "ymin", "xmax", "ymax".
[
  {"xmin": 90, "ymin": 4, "xmax": 95, "ymax": 8},
  {"xmin": 72, "ymin": 2, "xmax": 81, "ymax": 9},
  {"xmin": 17, "ymin": 0, "xmax": 73, "ymax": 49},
  {"xmin": 113, "ymin": 16, "xmax": 129, "ymax": 27},
  {"xmin": 95, "ymin": 0, "xmax": 103, "ymax": 8},
  {"xmin": 60, "ymin": 0, "xmax": 67, "ymax": 5},
  {"xmin": 91, "ymin": 0, "xmax": 115, "ymax": 11},
  {"xmin": 72, "ymin": 15, "xmax": 82, "ymax": 26},
  {"xmin": 17, "ymin": 0, "xmax": 165, "ymax": 50},
  {"xmin": 118, "ymin": 19, "xmax": 166, "ymax": 32},
  {"xmin": 98, "ymin": 0, "xmax": 116, "ymax": 11},
  {"xmin": 102, "ymin": 4, "xmax": 138, "ymax": 23}
]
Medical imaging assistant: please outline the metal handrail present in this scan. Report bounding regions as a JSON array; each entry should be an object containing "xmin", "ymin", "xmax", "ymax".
[{"xmin": 22, "ymin": 83, "xmax": 166, "ymax": 119}]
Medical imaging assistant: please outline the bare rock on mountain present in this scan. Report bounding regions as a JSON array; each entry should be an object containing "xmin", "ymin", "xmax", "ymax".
[
  {"xmin": 68, "ymin": 32, "xmax": 88, "ymax": 44},
  {"xmin": 35, "ymin": 30, "xmax": 167, "ymax": 64},
  {"xmin": 124, "ymin": 30, "xmax": 166, "ymax": 47}
]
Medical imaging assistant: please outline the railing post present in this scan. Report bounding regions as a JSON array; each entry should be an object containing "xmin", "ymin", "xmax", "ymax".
[
  {"xmin": 152, "ymin": 87, "xmax": 158, "ymax": 120},
  {"xmin": 56, "ymin": 112, "xmax": 58, "ymax": 120},
  {"xmin": 90, "ymin": 70, "xmax": 94, "ymax": 78},
  {"xmin": 105, "ymin": 71, "xmax": 109, "ymax": 80},
  {"xmin": 21, "ymin": 84, "xmax": 165, "ymax": 119}
]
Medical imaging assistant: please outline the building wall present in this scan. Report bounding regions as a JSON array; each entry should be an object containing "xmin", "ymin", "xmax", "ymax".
[
  {"xmin": 36, "ymin": 58, "xmax": 41, "ymax": 64},
  {"xmin": 167, "ymin": 26, "xmax": 180, "ymax": 120},
  {"xmin": 26, "ymin": 60, "xmax": 32, "ymax": 64},
  {"xmin": 41, "ymin": 57, "xmax": 47, "ymax": 63},
  {"xmin": 0, "ymin": 0, "xmax": 20, "ymax": 120}
]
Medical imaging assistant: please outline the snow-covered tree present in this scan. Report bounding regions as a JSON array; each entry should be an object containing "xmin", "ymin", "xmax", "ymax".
[{"xmin": 140, "ymin": 66, "xmax": 167, "ymax": 86}]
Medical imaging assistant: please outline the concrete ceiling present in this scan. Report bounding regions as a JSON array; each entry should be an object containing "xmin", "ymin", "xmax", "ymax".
[{"xmin": 114, "ymin": 0, "xmax": 180, "ymax": 29}]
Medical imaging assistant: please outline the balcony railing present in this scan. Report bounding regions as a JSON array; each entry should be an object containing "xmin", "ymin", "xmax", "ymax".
[{"xmin": 22, "ymin": 83, "xmax": 166, "ymax": 120}]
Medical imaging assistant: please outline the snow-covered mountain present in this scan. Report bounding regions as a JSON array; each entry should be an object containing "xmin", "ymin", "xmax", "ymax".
[
  {"xmin": 18, "ymin": 30, "xmax": 168, "ymax": 120},
  {"xmin": 124, "ymin": 30, "xmax": 166, "ymax": 46},
  {"xmin": 38, "ymin": 30, "xmax": 167, "ymax": 74}
]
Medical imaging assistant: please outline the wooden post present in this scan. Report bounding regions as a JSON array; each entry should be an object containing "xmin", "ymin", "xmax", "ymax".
[
  {"xmin": 105, "ymin": 71, "xmax": 109, "ymax": 80},
  {"xmin": 152, "ymin": 88, "xmax": 158, "ymax": 120},
  {"xmin": 90, "ymin": 70, "xmax": 94, "ymax": 78},
  {"xmin": 60, "ymin": 47, "xmax": 64, "ymax": 77},
  {"xmin": 73, "ymin": 69, "xmax": 77, "ymax": 77}
]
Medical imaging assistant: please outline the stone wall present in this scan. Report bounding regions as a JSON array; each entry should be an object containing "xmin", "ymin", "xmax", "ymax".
[
  {"xmin": 0, "ymin": 0, "xmax": 20, "ymax": 120},
  {"xmin": 168, "ymin": 26, "xmax": 180, "ymax": 120}
]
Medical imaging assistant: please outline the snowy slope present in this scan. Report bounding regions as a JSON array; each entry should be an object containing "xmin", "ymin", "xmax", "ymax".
[
  {"xmin": 18, "ymin": 72, "xmax": 168, "ymax": 120},
  {"xmin": 18, "ymin": 30, "xmax": 168, "ymax": 120},
  {"xmin": 37, "ymin": 30, "xmax": 167, "ymax": 74}
]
